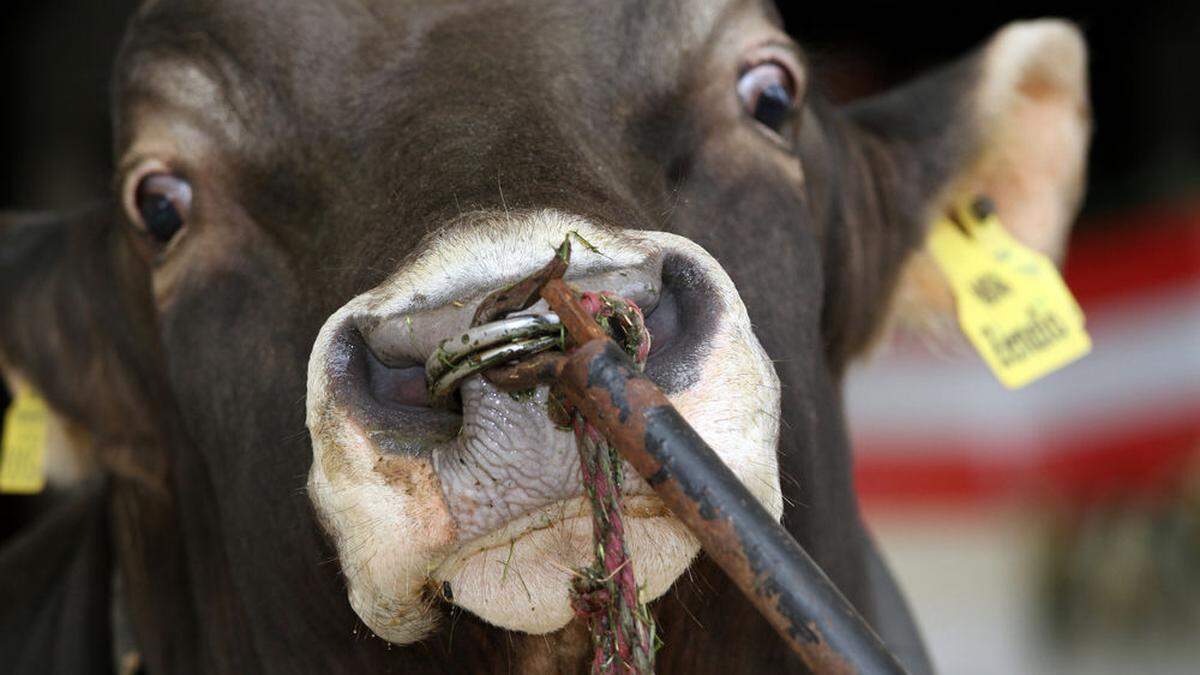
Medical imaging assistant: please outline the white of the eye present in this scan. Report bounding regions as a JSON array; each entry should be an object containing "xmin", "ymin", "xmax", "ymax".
[
  {"xmin": 137, "ymin": 174, "xmax": 193, "ymax": 216},
  {"xmin": 737, "ymin": 62, "xmax": 792, "ymax": 110}
]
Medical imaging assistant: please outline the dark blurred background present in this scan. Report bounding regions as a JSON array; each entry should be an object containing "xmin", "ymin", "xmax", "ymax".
[{"xmin": 2, "ymin": 3, "xmax": 1198, "ymax": 673}]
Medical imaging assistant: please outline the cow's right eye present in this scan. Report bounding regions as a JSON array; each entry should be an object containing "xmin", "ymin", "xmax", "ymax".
[
  {"xmin": 737, "ymin": 61, "xmax": 796, "ymax": 133},
  {"xmin": 129, "ymin": 171, "xmax": 192, "ymax": 245}
]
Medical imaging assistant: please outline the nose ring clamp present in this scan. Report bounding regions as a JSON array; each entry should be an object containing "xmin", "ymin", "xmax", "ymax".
[{"xmin": 426, "ymin": 313, "xmax": 563, "ymax": 406}]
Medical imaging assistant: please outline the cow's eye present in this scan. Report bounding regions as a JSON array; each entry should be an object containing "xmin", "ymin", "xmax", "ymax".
[
  {"xmin": 737, "ymin": 61, "xmax": 796, "ymax": 133},
  {"xmin": 131, "ymin": 172, "xmax": 192, "ymax": 244}
]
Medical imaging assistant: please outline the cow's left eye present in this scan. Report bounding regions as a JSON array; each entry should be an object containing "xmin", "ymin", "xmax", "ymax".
[
  {"xmin": 130, "ymin": 172, "xmax": 192, "ymax": 245},
  {"xmin": 737, "ymin": 61, "xmax": 796, "ymax": 133}
]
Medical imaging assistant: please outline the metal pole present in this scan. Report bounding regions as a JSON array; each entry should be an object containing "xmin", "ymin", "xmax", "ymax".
[{"xmin": 541, "ymin": 280, "xmax": 907, "ymax": 675}]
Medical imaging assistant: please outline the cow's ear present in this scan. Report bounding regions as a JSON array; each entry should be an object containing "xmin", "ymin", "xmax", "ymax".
[
  {"xmin": 849, "ymin": 19, "xmax": 1091, "ymax": 338},
  {"xmin": 0, "ymin": 209, "xmax": 167, "ymax": 488}
]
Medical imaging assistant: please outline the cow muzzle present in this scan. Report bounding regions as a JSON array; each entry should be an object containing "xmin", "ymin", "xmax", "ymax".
[{"xmin": 305, "ymin": 210, "xmax": 782, "ymax": 642}]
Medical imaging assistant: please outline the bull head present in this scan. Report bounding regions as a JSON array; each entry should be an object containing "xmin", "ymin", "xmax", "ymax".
[{"xmin": 0, "ymin": 2, "xmax": 1089, "ymax": 672}]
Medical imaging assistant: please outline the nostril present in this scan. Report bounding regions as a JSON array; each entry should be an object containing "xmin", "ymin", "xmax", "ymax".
[
  {"xmin": 643, "ymin": 289, "xmax": 677, "ymax": 360},
  {"xmin": 366, "ymin": 348, "xmax": 431, "ymax": 408},
  {"xmin": 321, "ymin": 322, "xmax": 461, "ymax": 447},
  {"xmin": 638, "ymin": 254, "xmax": 721, "ymax": 394}
]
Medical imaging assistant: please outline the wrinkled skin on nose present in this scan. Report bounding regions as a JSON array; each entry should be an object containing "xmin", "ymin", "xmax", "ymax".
[{"xmin": 435, "ymin": 379, "xmax": 583, "ymax": 539}]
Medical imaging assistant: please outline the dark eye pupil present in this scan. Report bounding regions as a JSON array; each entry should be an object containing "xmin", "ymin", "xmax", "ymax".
[
  {"xmin": 753, "ymin": 83, "xmax": 792, "ymax": 131},
  {"xmin": 132, "ymin": 172, "xmax": 191, "ymax": 245},
  {"xmin": 139, "ymin": 194, "xmax": 183, "ymax": 242}
]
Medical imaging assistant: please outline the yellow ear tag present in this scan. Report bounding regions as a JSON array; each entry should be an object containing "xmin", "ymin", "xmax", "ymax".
[
  {"xmin": 928, "ymin": 198, "xmax": 1091, "ymax": 389},
  {"xmin": 0, "ymin": 386, "xmax": 49, "ymax": 494}
]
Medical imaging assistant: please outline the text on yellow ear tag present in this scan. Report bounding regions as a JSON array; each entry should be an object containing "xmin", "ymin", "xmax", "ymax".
[
  {"xmin": 928, "ymin": 198, "xmax": 1091, "ymax": 389},
  {"xmin": 0, "ymin": 387, "xmax": 49, "ymax": 494}
]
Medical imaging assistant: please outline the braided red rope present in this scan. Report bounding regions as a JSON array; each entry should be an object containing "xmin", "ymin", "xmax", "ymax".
[{"xmin": 563, "ymin": 291, "xmax": 656, "ymax": 674}]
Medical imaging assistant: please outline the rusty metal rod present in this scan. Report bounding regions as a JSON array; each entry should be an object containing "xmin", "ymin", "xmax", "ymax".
[
  {"xmin": 541, "ymin": 284, "xmax": 906, "ymax": 674},
  {"xmin": 540, "ymin": 279, "xmax": 608, "ymax": 343}
]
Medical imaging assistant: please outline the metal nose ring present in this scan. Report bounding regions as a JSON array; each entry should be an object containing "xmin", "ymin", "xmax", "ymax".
[{"xmin": 425, "ymin": 313, "xmax": 563, "ymax": 406}]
